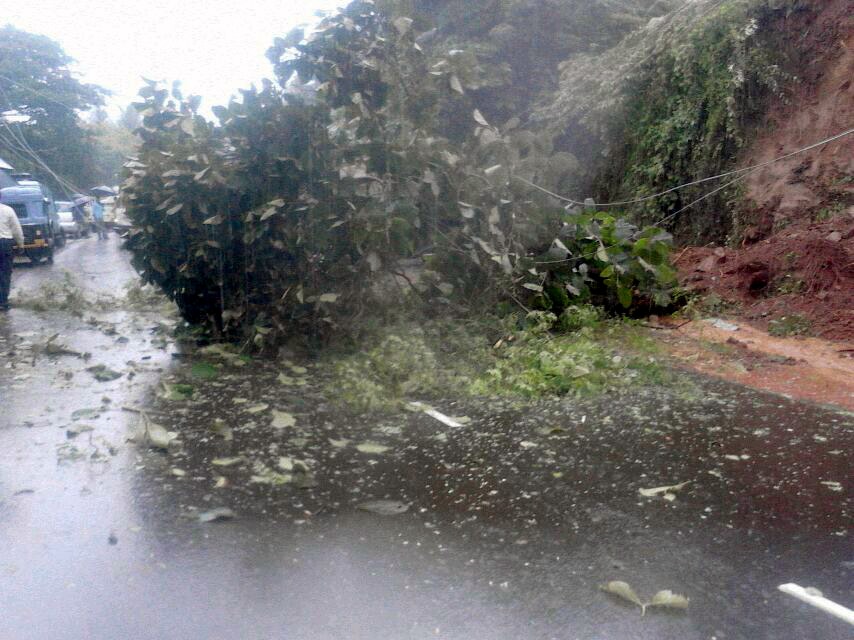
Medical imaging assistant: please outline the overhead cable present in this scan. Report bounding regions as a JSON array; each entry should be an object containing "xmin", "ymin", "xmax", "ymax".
[{"xmin": 514, "ymin": 126, "xmax": 854, "ymax": 208}]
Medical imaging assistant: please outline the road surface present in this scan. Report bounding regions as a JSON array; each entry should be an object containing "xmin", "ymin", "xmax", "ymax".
[{"xmin": 0, "ymin": 235, "xmax": 851, "ymax": 640}]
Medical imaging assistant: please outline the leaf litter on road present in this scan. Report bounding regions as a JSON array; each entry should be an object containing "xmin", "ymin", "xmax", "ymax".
[
  {"xmin": 278, "ymin": 457, "xmax": 318, "ymax": 489},
  {"xmin": 638, "ymin": 480, "xmax": 691, "ymax": 501},
  {"xmin": 137, "ymin": 412, "xmax": 178, "ymax": 450},
  {"xmin": 190, "ymin": 361, "xmax": 219, "ymax": 380},
  {"xmin": 357, "ymin": 500, "xmax": 410, "ymax": 515},
  {"xmin": 71, "ymin": 407, "xmax": 101, "ymax": 421},
  {"xmin": 356, "ymin": 442, "xmax": 390, "ymax": 454},
  {"xmin": 211, "ymin": 456, "xmax": 244, "ymax": 467},
  {"xmin": 198, "ymin": 507, "xmax": 236, "ymax": 523},
  {"xmin": 86, "ymin": 364, "xmax": 123, "ymax": 382},
  {"xmin": 210, "ymin": 419, "xmax": 234, "ymax": 441},
  {"xmin": 270, "ymin": 410, "xmax": 296, "ymax": 429},
  {"xmin": 66, "ymin": 424, "xmax": 94, "ymax": 438},
  {"xmin": 246, "ymin": 403, "xmax": 269, "ymax": 414},
  {"xmin": 600, "ymin": 581, "xmax": 689, "ymax": 615}
]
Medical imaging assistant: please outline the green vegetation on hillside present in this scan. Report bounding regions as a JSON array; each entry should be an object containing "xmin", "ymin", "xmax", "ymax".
[{"xmin": 535, "ymin": 0, "xmax": 806, "ymax": 243}]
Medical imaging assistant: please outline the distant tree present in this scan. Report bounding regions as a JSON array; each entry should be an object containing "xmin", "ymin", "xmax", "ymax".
[
  {"xmin": 118, "ymin": 105, "xmax": 141, "ymax": 132},
  {"xmin": 87, "ymin": 118, "xmax": 139, "ymax": 186},
  {"xmin": 0, "ymin": 25, "xmax": 106, "ymax": 195}
]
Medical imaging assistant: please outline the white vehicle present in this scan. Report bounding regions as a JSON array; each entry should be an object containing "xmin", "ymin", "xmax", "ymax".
[{"xmin": 56, "ymin": 202, "xmax": 83, "ymax": 238}]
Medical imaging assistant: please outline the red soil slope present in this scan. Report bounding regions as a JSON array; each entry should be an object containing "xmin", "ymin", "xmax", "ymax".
[{"xmin": 680, "ymin": 0, "xmax": 854, "ymax": 341}]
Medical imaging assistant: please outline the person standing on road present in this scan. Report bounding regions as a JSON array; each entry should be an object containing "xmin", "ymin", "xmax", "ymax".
[
  {"xmin": 0, "ymin": 201, "xmax": 24, "ymax": 311},
  {"xmin": 92, "ymin": 198, "xmax": 107, "ymax": 239}
]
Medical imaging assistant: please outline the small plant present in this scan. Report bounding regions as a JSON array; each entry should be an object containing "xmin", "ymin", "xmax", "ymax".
[
  {"xmin": 524, "ymin": 311, "xmax": 558, "ymax": 335},
  {"xmin": 772, "ymin": 217, "xmax": 792, "ymax": 233},
  {"xmin": 775, "ymin": 274, "xmax": 804, "ymax": 295},
  {"xmin": 558, "ymin": 304, "xmax": 603, "ymax": 332},
  {"xmin": 677, "ymin": 292, "xmax": 732, "ymax": 320},
  {"xmin": 812, "ymin": 203, "xmax": 844, "ymax": 223},
  {"xmin": 768, "ymin": 314, "xmax": 811, "ymax": 337}
]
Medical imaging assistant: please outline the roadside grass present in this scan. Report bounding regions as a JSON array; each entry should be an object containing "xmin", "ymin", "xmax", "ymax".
[
  {"xmin": 768, "ymin": 314, "xmax": 812, "ymax": 337},
  {"xmin": 328, "ymin": 311, "xmax": 680, "ymax": 412}
]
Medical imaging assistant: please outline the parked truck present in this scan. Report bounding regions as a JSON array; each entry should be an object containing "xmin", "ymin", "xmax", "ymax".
[{"xmin": 0, "ymin": 175, "xmax": 64, "ymax": 264}]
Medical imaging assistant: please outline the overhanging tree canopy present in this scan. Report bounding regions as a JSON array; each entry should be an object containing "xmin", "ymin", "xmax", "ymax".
[{"xmin": 0, "ymin": 25, "xmax": 106, "ymax": 194}]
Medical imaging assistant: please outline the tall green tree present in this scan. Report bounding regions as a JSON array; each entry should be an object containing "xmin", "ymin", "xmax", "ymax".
[
  {"xmin": 0, "ymin": 25, "xmax": 106, "ymax": 195},
  {"xmin": 86, "ymin": 116, "xmax": 140, "ymax": 187}
]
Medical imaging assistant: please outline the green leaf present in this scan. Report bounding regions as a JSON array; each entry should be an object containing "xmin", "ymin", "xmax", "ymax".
[
  {"xmin": 190, "ymin": 362, "xmax": 219, "ymax": 380},
  {"xmin": 617, "ymin": 284, "xmax": 633, "ymax": 309},
  {"xmin": 270, "ymin": 410, "xmax": 296, "ymax": 430},
  {"xmin": 647, "ymin": 590, "xmax": 689, "ymax": 611},
  {"xmin": 356, "ymin": 442, "xmax": 390, "ymax": 454},
  {"xmin": 86, "ymin": 365, "xmax": 122, "ymax": 382}
]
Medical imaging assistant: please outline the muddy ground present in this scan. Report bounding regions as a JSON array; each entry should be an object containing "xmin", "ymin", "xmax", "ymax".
[{"xmin": 0, "ymin": 236, "xmax": 852, "ymax": 640}]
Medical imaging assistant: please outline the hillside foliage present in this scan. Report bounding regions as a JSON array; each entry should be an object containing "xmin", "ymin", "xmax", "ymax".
[{"xmin": 534, "ymin": 0, "xmax": 806, "ymax": 242}]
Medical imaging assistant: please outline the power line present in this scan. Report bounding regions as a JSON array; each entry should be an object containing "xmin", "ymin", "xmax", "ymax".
[
  {"xmin": 0, "ymin": 73, "xmax": 81, "ymax": 113},
  {"xmin": 523, "ymin": 125, "xmax": 853, "ymax": 269},
  {"xmin": 0, "ymin": 84, "xmax": 88, "ymax": 197},
  {"xmin": 530, "ymin": 171, "xmax": 757, "ymax": 269},
  {"xmin": 0, "ymin": 118, "xmax": 84, "ymax": 196},
  {"xmin": 0, "ymin": 76, "xmax": 97, "ymax": 195},
  {"xmin": 514, "ymin": 126, "xmax": 854, "ymax": 208}
]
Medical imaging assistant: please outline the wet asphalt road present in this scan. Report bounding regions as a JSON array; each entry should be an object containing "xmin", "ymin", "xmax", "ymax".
[{"xmin": 0, "ymin": 235, "xmax": 851, "ymax": 640}]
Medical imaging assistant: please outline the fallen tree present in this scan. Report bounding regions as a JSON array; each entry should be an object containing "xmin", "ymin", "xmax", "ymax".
[{"xmin": 122, "ymin": 1, "xmax": 678, "ymax": 346}]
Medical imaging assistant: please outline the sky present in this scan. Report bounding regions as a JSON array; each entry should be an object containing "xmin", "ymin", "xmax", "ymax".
[{"xmin": 4, "ymin": 0, "xmax": 344, "ymax": 116}]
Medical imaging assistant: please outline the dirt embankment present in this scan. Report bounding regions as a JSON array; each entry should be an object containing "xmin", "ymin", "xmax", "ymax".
[
  {"xmin": 743, "ymin": 0, "xmax": 854, "ymax": 229},
  {"xmin": 677, "ymin": 219, "xmax": 854, "ymax": 340},
  {"xmin": 679, "ymin": 0, "xmax": 854, "ymax": 342},
  {"xmin": 671, "ymin": 0, "xmax": 853, "ymax": 409}
]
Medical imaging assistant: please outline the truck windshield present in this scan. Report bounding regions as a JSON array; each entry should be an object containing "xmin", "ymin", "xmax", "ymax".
[{"xmin": 10, "ymin": 203, "xmax": 27, "ymax": 219}]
